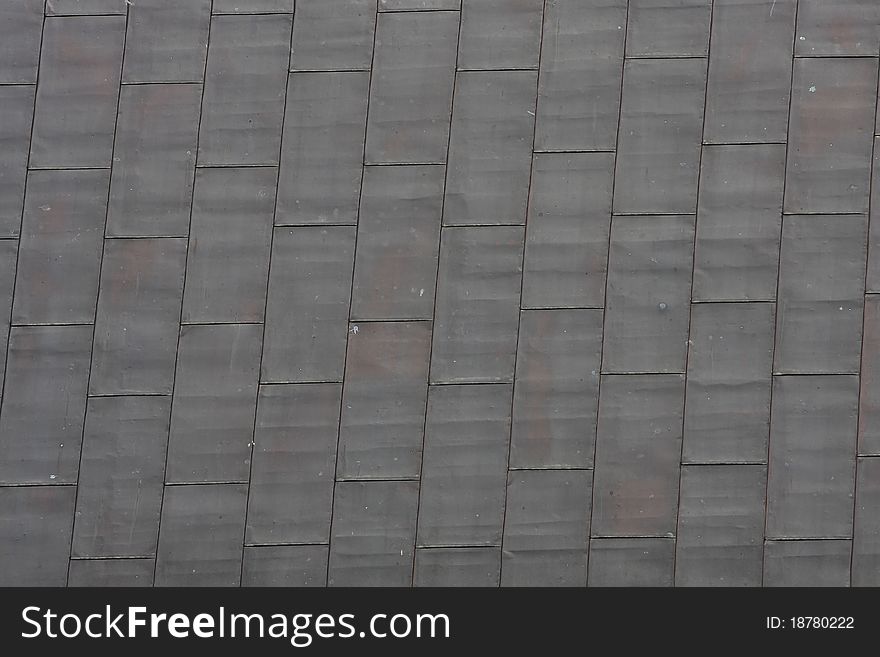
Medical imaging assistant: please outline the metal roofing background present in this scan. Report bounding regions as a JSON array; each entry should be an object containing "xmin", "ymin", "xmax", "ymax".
[{"xmin": 1, "ymin": 0, "xmax": 879, "ymax": 587}]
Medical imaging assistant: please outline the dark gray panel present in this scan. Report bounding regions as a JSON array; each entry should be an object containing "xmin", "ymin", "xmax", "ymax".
[
  {"xmin": 501, "ymin": 469, "xmax": 592, "ymax": 587},
  {"xmin": 414, "ymin": 548, "xmax": 500, "ymax": 587},
  {"xmin": 418, "ymin": 384, "xmax": 511, "ymax": 546},
  {"xmin": 275, "ymin": 72, "xmax": 370, "ymax": 225},
  {"xmin": 0, "ymin": 86, "xmax": 34, "ymax": 236},
  {"xmin": 588, "ymin": 538, "xmax": 675, "ymax": 587},
  {"xmin": 182, "ymin": 167, "xmax": 276, "ymax": 323},
  {"xmin": 860, "ymin": 297, "xmax": 880, "ymax": 455},
  {"xmin": 767, "ymin": 375, "xmax": 858, "ymax": 539},
  {"xmin": 242, "ymin": 546, "xmax": 328, "ymax": 587},
  {"xmin": 68, "ymin": 559, "xmax": 154, "ymax": 587},
  {"xmin": 337, "ymin": 321, "xmax": 431, "ymax": 479},
  {"xmin": 0, "ymin": 486, "xmax": 75, "ymax": 586},
  {"xmin": 30, "ymin": 16, "xmax": 125, "ymax": 168},
  {"xmin": 329, "ymin": 480, "xmax": 419, "ymax": 586},
  {"xmin": 693, "ymin": 144, "xmax": 786, "ymax": 301},
  {"xmin": 198, "ymin": 14, "xmax": 291, "ymax": 166},
  {"xmin": 774, "ymin": 214, "xmax": 867, "ymax": 374},
  {"xmin": 107, "ymin": 83, "xmax": 201, "ymax": 237},
  {"xmin": 13, "ymin": 169, "xmax": 107, "ymax": 324},
  {"xmin": 511, "ymin": 309, "xmax": 602, "ymax": 469},
  {"xmin": 853, "ymin": 458, "xmax": 880, "ymax": 586},
  {"xmin": 626, "ymin": 0, "xmax": 711, "ymax": 57},
  {"xmin": 72, "ymin": 396, "xmax": 170, "ymax": 558},
  {"xmin": 380, "ymin": 0, "xmax": 460, "ymax": 8},
  {"xmin": 262, "ymin": 227, "xmax": 355, "ymax": 382},
  {"xmin": 0, "ymin": 241, "xmax": 17, "ymax": 391},
  {"xmin": 784, "ymin": 57, "xmax": 877, "ymax": 214},
  {"xmin": 795, "ymin": 0, "xmax": 880, "ymax": 56},
  {"xmin": 430, "ymin": 226, "xmax": 523, "ymax": 383},
  {"xmin": 612, "ymin": 59, "xmax": 706, "ymax": 214},
  {"xmin": 351, "ymin": 165, "xmax": 443, "ymax": 320},
  {"xmin": 0, "ymin": 0, "xmax": 42, "ymax": 83},
  {"xmin": 592, "ymin": 374, "xmax": 684, "ymax": 537},
  {"xmin": 246, "ymin": 384, "xmax": 341, "ymax": 545},
  {"xmin": 444, "ymin": 71, "xmax": 536, "ymax": 226},
  {"xmin": 602, "ymin": 215, "xmax": 695, "ymax": 373},
  {"xmin": 458, "ymin": 0, "xmax": 542, "ymax": 70},
  {"xmin": 365, "ymin": 11, "xmax": 458, "ymax": 164},
  {"xmin": 704, "ymin": 0, "xmax": 795, "ymax": 144},
  {"xmin": 683, "ymin": 303, "xmax": 774, "ymax": 464},
  {"xmin": 521, "ymin": 152, "xmax": 614, "ymax": 309},
  {"xmin": 155, "ymin": 484, "xmax": 247, "ymax": 586},
  {"xmin": 46, "ymin": 0, "xmax": 126, "ymax": 13},
  {"xmin": 90, "ymin": 238, "xmax": 187, "ymax": 395},
  {"xmin": 213, "ymin": 0, "xmax": 294, "ymax": 12},
  {"xmin": 123, "ymin": 0, "xmax": 211, "ymax": 82},
  {"xmin": 166, "ymin": 324, "xmax": 262, "ymax": 483},
  {"xmin": 534, "ymin": 0, "xmax": 626, "ymax": 152},
  {"xmin": 290, "ymin": 0, "xmax": 376, "ymax": 71},
  {"xmin": 675, "ymin": 465, "xmax": 766, "ymax": 586},
  {"xmin": 764, "ymin": 540, "xmax": 851, "ymax": 587},
  {"xmin": 0, "ymin": 326, "xmax": 91, "ymax": 485},
  {"xmin": 870, "ymin": 140, "xmax": 880, "ymax": 292}
]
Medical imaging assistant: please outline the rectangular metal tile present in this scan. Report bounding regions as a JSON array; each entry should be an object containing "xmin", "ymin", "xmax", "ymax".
[
  {"xmin": 869, "ymin": 140, "xmax": 880, "ymax": 292},
  {"xmin": 0, "ymin": 86, "xmax": 34, "ymax": 236},
  {"xmin": 522, "ymin": 152, "xmax": 614, "ymax": 309},
  {"xmin": 625, "ymin": 0, "xmax": 711, "ymax": 57},
  {"xmin": 351, "ymin": 165, "xmax": 443, "ymax": 320},
  {"xmin": 262, "ymin": 227, "xmax": 356, "ymax": 382},
  {"xmin": 106, "ymin": 83, "xmax": 201, "ymax": 237},
  {"xmin": 0, "ymin": 0, "xmax": 43, "ymax": 83},
  {"xmin": 30, "ymin": 16, "xmax": 125, "ymax": 168},
  {"xmin": 166, "ymin": 324, "xmax": 262, "ymax": 483},
  {"xmin": 675, "ymin": 464, "xmax": 766, "ymax": 586},
  {"xmin": 291, "ymin": 0, "xmax": 376, "ymax": 71},
  {"xmin": 534, "ymin": 0, "xmax": 625, "ymax": 152},
  {"xmin": 693, "ymin": 144, "xmax": 786, "ymax": 301},
  {"xmin": 860, "ymin": 296, "xmax": 880, "ymax": 455},
  {"xmin": 501, "ymin": 469, "xmax": 592, "ymax": 586},
  {"xmin": 364, "ymin": 11, "xmax": 458, "ymax": 164},
  {"xmin": 704, "ymin": 0, "xmax": 795, "ymax": 144},
  {"xmin": 275, "ymin": 72, "xmax": 370, "ymax": 225},
  {"xmin": 198, "ymin": 14, "xmax": 291, "ymax": 166},
  {"xmin": 796, "ymin": 0, "xmax": 880, "ymax": 56},
  {"xmin": 767, "ymin": 375, "xmax": 858, "ymax": 538},
  {"xmin": 444, "ymin": 70, "xmax": 536, "ymax": 226},
  {"xmin": 123, "ymin": 0, "xmax": 211, "ymax": 82},
  {"xmin": 430, "ymin": 226, "xmax": 523, "ymax": 383},
  {"xmin": 337, "ymin": 321, "xmax": 431, "ymax": 479},
  {"xmin": 612, "ymin": 58, "xmax": 706, "ymax": 214},
  {"xmin": 0, "ymin": 325, "xmax": 91, "ymax": 485},
  {"xmin": 602, "ymin": 215, "xmax": 695, "ymax": 374},
  {"xmin": 0, "ymin": 486, "xmax": 76, "ymax": 586},
  {"xmin": 90, "ymin": 238, "xmax": 187, "ymax": 395},
  {"xmin": 592, "ymin": 374, "xmax": 685, "ymax": 537},
  {"xmin": 13, "ymin": 169, "xmax": 107, "ymax": 324},
  {"xmin": 329, "ymin": 480, "xmax": 419, "ymax": 586},
  {"xmin": 763, "ymin": 540, "xmax": 852, "ymax": 587},
  {"xmin": 182, "ymin": 167, "xmax": 276, "ymax": 323},
  {"xmin": 417, "ymin": 384, "xmax": 511, "ymax": 546},
  {"xmin": 155, "ymin": 483, "xmax": 248, "ymax": 586},
  {"xmin": 46, "ymin": 0, "xmax": 126, "ymax": 13},
  {"xmin": 853, "ymin": 457, "xmax": 880, "ymax": 586},
  {"xmin": 414, "ymin": 548, "xmax": 500, "ymax": 587},
  {"xmin": 784, "ymin": 57, "xmax": 877, "ymax": 214},
  {"xmin": 213, "ymin": 0, "xmax": 294, "ymax": 12},
  {"xmin": 774, "ymin": 214, "xmax": 867, "ymax": 374},
  {"xmin": 246, "ymin": 384, "xmax": 341, "ymax": 545},
  {"xmin": 510, "ymin": 309, "xmax": 602, "ymax": 469},
  {"xmin": 587, "ymin": 538, "xmax": 675, "ymax": 587},
  {"xmin": 72, "ymin": 396, "xmax": 170, "ymax": 558},
  {"xmin": 458, "ymin": 0, "xmax": 542, "ymax": 70},
  {"xmin": 380, "ymin": 0, "xmax": 461, "ymax": 8},
  {"xmin": 68, "ymin": 559, "xmax": 154, "ymax": 587},
  {"xmin": 683, "ymin": 303, "xmax": 774, "ymax": 464},
  {"xmin": 242, "ymin": 546, "xmax": 328, "ymax": 587},
  {"xmin": 0, "ymin": 241, "xmax": 16, "ymax": 392}
]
